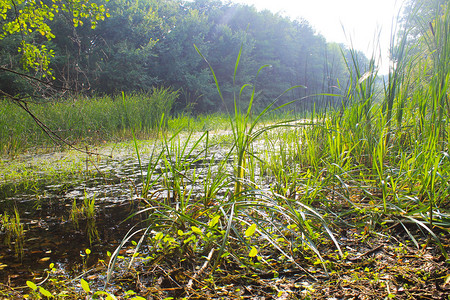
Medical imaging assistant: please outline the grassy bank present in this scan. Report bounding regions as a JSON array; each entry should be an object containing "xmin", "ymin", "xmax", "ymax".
[
  {"xmin": 0, "ymin": 87, "xmax": 315, "ymax": 157},
  {"xmin": 0, "ymin": 88, "xmax": 179, "ymax": 156}
]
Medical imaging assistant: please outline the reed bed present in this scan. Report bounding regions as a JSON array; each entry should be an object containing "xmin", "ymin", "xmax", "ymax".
[{"xmin": 0, "ymin": 87, "xmax": 178, "ymax": 155}]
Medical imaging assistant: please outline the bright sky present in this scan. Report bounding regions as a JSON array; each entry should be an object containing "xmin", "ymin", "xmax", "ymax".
[{"xmin": 231, "ymin": 0, "xmax": 405, "ymax": 74}]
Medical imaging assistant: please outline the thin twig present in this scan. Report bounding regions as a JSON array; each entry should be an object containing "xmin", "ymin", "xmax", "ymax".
[
  {"xmin": 186, "ymin": 248, "xmax": 214, "ymax": 290},
  {"xmin": 1, "ymin": 90, "xmax": 110, "ymax": 157},
  {"xmin": 0, "ymin": 66, "xmax": 77, "ymax": 92}
]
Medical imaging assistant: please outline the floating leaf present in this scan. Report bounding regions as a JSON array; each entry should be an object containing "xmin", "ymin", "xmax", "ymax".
[
  {"xmin": 39, "ymin": 257, "xmax": 51, "ymax": 262},
  {"xmin": 245, "ymin": 224, "xmax": 257, "ymax": 237}
]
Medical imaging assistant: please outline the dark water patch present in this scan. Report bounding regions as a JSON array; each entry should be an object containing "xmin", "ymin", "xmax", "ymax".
[
  {"xmin": 0, "ymin": 145, "xmax": 233, "ymax": 287},
  {"xmin": 0, "ymin": 176, "xmax": 141, "ymax": 286}
]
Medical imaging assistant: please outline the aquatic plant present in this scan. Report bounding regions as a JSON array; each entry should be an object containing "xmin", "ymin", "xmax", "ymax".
[
  {"xmin": 69, "ymin": 192, "xmax": 99, "ymax": 243},
  {"xmin": 0, "ymin": 208, "xmax": 24, "ymax": 258}
]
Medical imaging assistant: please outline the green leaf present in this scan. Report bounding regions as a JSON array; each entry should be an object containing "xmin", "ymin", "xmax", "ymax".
[
  {"xmin": 249, "ymin": 246, "xmax": 258, "ymax": 258},
  {"xmin": 125, "ymin": 290, "xmax": 136, "ymax": 296},
  {"xmin": 39, "ymin": 287, "xmax": 53, "ymax": 298},
  {"xmin": 155, "ymin": 232, "xmax": 163, "ymax": 240},
  {"xmin": 26, "ymin": 281, "xmax": 37, "ymax": 291},
  {"xmin": 208, "ymin": 215, "xmax": 220, "ymax": 227},
  {"xmin": 245, "ymin": 223, "xmax": 257, "ymax": 237},
  {"xmin": 80, "ymin": 278, "xmax": 90, "ymax": 293},
  {"xmin": 191, "ymin": 226, "xmax": 202, "ymax": 235}
]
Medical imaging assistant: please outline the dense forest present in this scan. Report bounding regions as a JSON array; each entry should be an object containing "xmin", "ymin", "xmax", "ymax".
[{"xmin": 0, "ymin": 0, "xmax": 359, "ymax": 113}]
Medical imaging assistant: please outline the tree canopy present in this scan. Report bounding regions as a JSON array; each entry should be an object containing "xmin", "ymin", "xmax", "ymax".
[
  {"xmin": 0, "ymin": 0, "xmax": 109, "ymax": 78},
  {"xmin": 1, "ymin": 0, "xmax": 360, "ymax": 113}
]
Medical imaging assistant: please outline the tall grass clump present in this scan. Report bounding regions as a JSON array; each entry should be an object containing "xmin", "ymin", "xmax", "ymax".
[
  {"xmin": 284, "ymin": 2, "xmax": 450, "ymax": 260},
  {"xmin": 0, "ymin": 87, "xmax": 177, "ymax": 155},
  {"xmin": 0, "ymin": 208, "xmax": 24, "ymax": 258}
]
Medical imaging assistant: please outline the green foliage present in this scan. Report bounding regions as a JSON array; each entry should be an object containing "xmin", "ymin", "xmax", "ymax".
[
  {"xmin": 2, "ymin": 1, "xmax": 450, "ymax": 298},
  {"xmin": 0, "ymin": 0, "xmax": 108, "ymax": 77},
  {"xmin": 0, "ymin": 207, "xmax": 24, "ymax": 257},
  {"xmin": 80, "ymin": 278, "xmax": 90, "ymax": 293},
  {"xmin": 0, "ymin": 88, "xmax": 177, "ymax": 154},
  {"xmin": 105, "ymin": 44, "xmax": 343, "ymax": 286},
  {"xmin": 1, "ymin": 0, "xmax": 350, "ymax": 114}
]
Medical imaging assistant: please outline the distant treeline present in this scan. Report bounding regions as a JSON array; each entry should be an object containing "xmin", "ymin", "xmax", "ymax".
[{"xmin": 0, "ymin": 0, "xmax": 367, "ymax": 113}]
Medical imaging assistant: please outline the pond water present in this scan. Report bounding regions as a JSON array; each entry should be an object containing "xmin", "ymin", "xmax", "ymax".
[
  {"xmin": 0, "ymin": 150, "xmax": 153, "ymax": 286},
  {"xmin": 0, "ymin": 137, "xmax": 238, "ymax": 287},
  {"xmin": 0, "ymin": 129, "xmax": 283, "ymax": 287}
]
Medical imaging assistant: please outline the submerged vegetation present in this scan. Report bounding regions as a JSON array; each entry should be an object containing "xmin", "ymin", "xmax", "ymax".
[{"xmin": 1, "ymin": 0, "xmax": 450, "ymax": 298}]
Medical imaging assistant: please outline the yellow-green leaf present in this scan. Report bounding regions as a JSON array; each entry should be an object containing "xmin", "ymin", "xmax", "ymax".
[
  {"xmin": 39, "ymin": 287, "xmax": 53, "ymax": 298},
  {"xmin": 191, "ymin": 226, "xmax": 202, "ymax": 235},
  {"xmin": 26, "ymin": 281, "xmax": 37, "ymax": 291},
  {"xmin": 208, "ymin": 215, "xmax": 220, "ymax": 227},
  {"xmin": 249, "ymin": 246, "xmax": 258, "ymax": 258},
  {"xmin": 245, "ymin": 223, "xmax": 257, "ymax": 237},
  {"xmin": 155, "ymin": 232, "xmax": 163, "ymax": 240},
  {"xmin": 81, "ymin": 278, "xmax": 90, "ymax": 293}
]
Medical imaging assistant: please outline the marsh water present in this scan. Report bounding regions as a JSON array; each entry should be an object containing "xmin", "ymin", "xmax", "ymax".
[
  {"xmin": 0, "ymin": 136, "xmax": 237, "ymax": 286},
  {"xmin": 0, "ymin": 147, "xmax": 168, "ymax": 286}
]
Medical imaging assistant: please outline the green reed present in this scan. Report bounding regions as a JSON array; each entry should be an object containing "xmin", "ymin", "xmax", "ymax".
[{"xmin": 0, "ymin": 88, "xmax": 177, "ymax": 155}]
